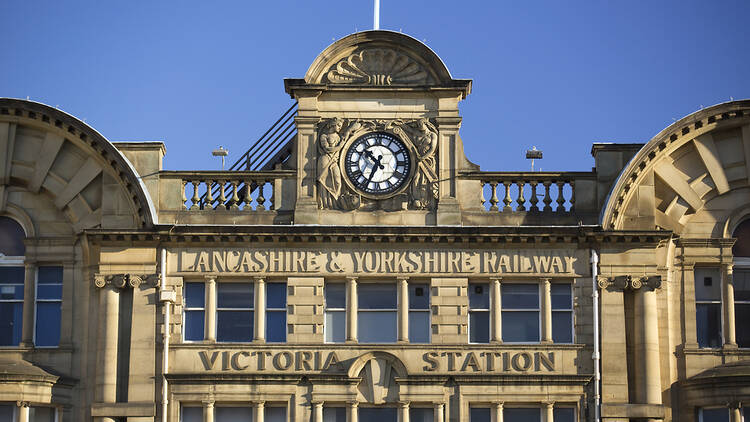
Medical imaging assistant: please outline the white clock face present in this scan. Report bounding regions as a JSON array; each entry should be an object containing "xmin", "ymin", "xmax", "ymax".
[{"xmin": 344, "ymin": 132, "xmax": 411, "ymax": 195}]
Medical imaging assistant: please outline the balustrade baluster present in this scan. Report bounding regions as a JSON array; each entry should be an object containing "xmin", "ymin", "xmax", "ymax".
[
  {"xmin": 181, "ymin": 180, "xmax": 188, "ymax": 210},
  {"xmin": 529, "ymin": 181, "xmax": 539, "ymax": 211},
  {"xmin": 217, "ymin": 180, "xmax": 227, "ymax": 210},
  {"xmin": 516, "ymin": 181, "xmax": 525, "ymax": 211},
  {"xmin": 269, "ymin": 180, "xmax": 276, "ymax": 210},
  {"xmin": 257, "ymin": 180, "xmax": 267, "ymax": 210},
  {"xmin": 569, "ymin": 181, "xmax": 576, "ymax": 212},
  {"xmin": 542, "ymin": 181, "xmax": 552, "ymax": 212},
  {"xmin": 489, "ymin": 181, "xmax": 499, "ymax": 211},
  {"xmin": 503, "ymin": 181, "xmax": 513, "ymax": 212},
  {"xmin": 190, "ymin": 181, "xmax": 200, "ymax": 210},
  {"xmin": 243, "ymin": 180, "xmax": 253, "ymax": 209},
  {"xmin": 230, "ymin": 180, "xmax": 240, "ymax": 210},
  {"xmin": 556, "ymin": 181, "xmax": 566, "ymax": 211},
  {"xmin": 206, "ymin": 180, "xmax": 214, "ymax": 209},
  {"xmin": 480, "ymin": 181, "xmax": 487, "ymax": 209}
]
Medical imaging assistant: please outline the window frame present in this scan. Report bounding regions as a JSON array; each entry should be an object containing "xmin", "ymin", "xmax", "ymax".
[
  {"xmin": 408, "ymin": 283, "xmax": 431, "ymax": 344},
  {"xmin": 501, "ymin": 282, "xmax": 541, "ymax": 344},
  {"xmin": 551, "ymin": 282, "xmax": 574, "ymax": 344},
  {"xmin": 732, "ymin": 263, "xmax": 750, "ymax": 349},
  {"xmin": 357, "ymin": 282, "xmax": 398, "ymax": 344},
  {"xmin": 33, "ymin": 265, "xmax": 63, "ymax": 348},
  {"xmin": 0, "ymin": 257, "xmax": 25, "ymax": 347},
  {"xmin": 468, "ymin": 282, "xmax": 490, "ymax": 344},
  {"xmin": 697, "ymin": 406, "xmax": 730, "ymax": 422},
  {"xmin": 216, "ymin": 282, "xmax": 254, "ymax": 343},
  {"xmin": 324, "ymin": 282, "xmax": 346, "ymax": 344},
  {"xmin": 182, "ymin": 281, "xmax": 206, "ymax": 343},
  {"xmin": 265, "ymin": 282, "xmax": 287, "ymax": 343}
]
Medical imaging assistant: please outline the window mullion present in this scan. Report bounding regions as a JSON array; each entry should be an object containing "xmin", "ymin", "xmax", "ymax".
[{"xmin": 21, "ymin": 261, "xmax": 36, "ymax": 347}]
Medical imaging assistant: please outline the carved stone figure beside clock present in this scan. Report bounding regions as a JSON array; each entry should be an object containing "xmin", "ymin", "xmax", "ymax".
[{"xmin": 316, "ymin": 118, "xmax": 439, "ymax": 211}]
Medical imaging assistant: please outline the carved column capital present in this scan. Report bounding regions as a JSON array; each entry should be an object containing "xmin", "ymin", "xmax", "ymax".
[
  {"xmin": 630, "ymin": 275, "xmax": 662, "ymax": 291},
  {"xmin": 16, "ymin": 401, "xmax": 29, "ymax": 408},
  {"xmin": 93, "ymin": 273, "xmax": 107, "ymax": 288},
  {"xmin": 597, "ymin": 275, "xmax": 661, "ymax": 291},
  {"xmin": 94, "ymin": 273, "xmax": 151, "ymax": 289}
]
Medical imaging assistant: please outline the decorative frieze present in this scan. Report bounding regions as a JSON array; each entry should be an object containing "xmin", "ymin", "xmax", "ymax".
[{"xmin": 597, "ymin": 275, "xmax": 662, "ymax": 291}]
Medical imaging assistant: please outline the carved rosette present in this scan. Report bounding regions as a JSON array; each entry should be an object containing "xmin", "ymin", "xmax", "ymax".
[
  {"xmin": 325, "ymin": 48, "xmax": 430, "ymax": 85},
  {"xmin": 316, "ymin": 118, "xmax": 439, "ymax": 212}
]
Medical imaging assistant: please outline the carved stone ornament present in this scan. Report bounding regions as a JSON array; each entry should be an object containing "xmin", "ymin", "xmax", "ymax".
[
  {"xmin": 93, "ymin": 273, "xmax": 149, "ymax": 289},
  {"xmin": 316, "ymin": 118, "xmax": 438, "ymax": 211},
  {"xmin": 325, "ymin": 48, "xmax": 430, "ymax": 85},
  {"xmin": 597, "ymin": 275, "xmax": 662, "ymax": 291}
]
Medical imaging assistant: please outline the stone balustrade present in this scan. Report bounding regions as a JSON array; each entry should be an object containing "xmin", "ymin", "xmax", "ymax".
[{"xmin": 460, "ymin": 172, "xmax": 597, "ymax": 213}]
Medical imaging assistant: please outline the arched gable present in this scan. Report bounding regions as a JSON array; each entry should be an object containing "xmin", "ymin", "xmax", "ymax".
[
  {"xmin": 0, "ymin": 98, "xmax": 156, "ymax": 232},
  {"xmin": 602, "ymin": 100, "xmax": 750, "ymax": 237}
]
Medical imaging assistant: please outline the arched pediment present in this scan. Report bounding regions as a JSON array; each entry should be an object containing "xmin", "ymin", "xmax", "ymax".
[
  {"xmin": 305, "ymin": 30, "xmax": 455, "ymax": 87},
  {"xmin": 0, "ymin": 98, "xmax": 156, "ymax": 232},
  {"xmin": 602, "ymin": 100, "xmax": 750, "ymax": 236},
  {"xmin": 348, "ymin": 351, "xmax": 407, "ymax": 405}
]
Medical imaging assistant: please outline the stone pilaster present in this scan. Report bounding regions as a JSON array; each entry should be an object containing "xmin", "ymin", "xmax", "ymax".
[
  {"xmin": 19, "ymin": 261, "xmax": 36, "ymax": 347},
  {"xmin": 490, "ymin": 402, "xmax": 503, "ymax": 422},
  {"xmin": 398, "ymin": 401, "xmax": 410, "ymax": 422},
  {"xmin": 254, "ymin": 401, "xmax": 265, "ymax": 422},
  {"xmin": 398, "ymin": 277, "xmax": 409, "ymax": 343},
  {"xmin": 541, "ymin": 278, "xmax": 552, "ymax": 343},
  {"xmin": 254, "ymin": 277, "xmax": 266, "ymax": 343},
  {"xmin": 17, "ymin": 401, "xmax": 29, "ymax": 422},
  {"xmin": 203, "ymin": 400, "xmax": 215, "ymax": 422},
  {"xmin": 312, "ymin": 401, "xmax": 324, "ymax": 422},
  {"xmin": 346, "ymin": 277, "xmax": 358, "ymax": 343},
  {"xmin": 490, "ymin": 278, "xmax": 502, "ymax": 343},
  {"xmin": 543, "ymin": 402, "xmax": 553, "ymax": 422},
  {"xmin": 433, "ymin": 402, "xmax": 444, "ymax": 422},
  {"xmin": 722, "ymin": 264, "xmax": 737, "ymax": 348},
  {"xmin": 205, "ymin": 276, "xmax": 217, "ymax": 342},
  {"xmin": 347, "ymin": 401, "xmax": 359, "ymax": 422}
]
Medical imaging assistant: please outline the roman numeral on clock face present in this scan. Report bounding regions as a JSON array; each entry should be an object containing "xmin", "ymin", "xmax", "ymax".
[{"xmin": 344, "ymin": 132, "xmax": 411, "ymax": 195}]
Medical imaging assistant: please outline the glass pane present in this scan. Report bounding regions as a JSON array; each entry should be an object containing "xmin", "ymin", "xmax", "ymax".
[
  {"xmin": 700, "ymin": 408, "xmax": 729, "ymax": 422},
  {"xmin": 216, "ymin": 407, "xmax": 253, "ymax": 422},
  {"xmin": 410, "ymin": 408, "xmax": 433, "ymax": 422},
  {"xmin": 732, "ymin": 219, "xmax": 750, "ymax": 257},
  {"xmin": 504, "ymin": 408, "xmax": 540, "ymax": 422},
  {"xmin": 694, "ymin": 267, "xmax": 721, "ymax": 301},
  {"xmin": 324, "ymin": 407, "xmax": 346, "ymax": 422},
  {"xmin": 0, "ymin": 405, "xmax": 13, "ymax": 422},
  {"xmin": 734, "ymin": 269, "xmax": 750, "ymax": 301},
  {"xmin": 267, "ymin": 311, "xmax": 287, "ymax": 342},
  {"xmin": 0, "ymin": 216, "xmax": 25, "ymax": 256},
  {"xmin": 184, "ymin": 310, "xmax": 205, "ymax": 341},
  {"xmin": 409, "ymin": 311, "xmax": 430, "ymax": 343},
  {"xmin": 36, "ymin": 284, "xmax": 62, "ymax": 300},
  {"xmin": 469, "ymin": 311, "xmax": 489, "ymax": 343},
  {"xmin": 29, "ymin": 406, "xmax": 55, "ymax": 422},
  {"xmin": 551, "ymin": 284, "xmax": 571, "ymax": 309},
  {"xmin": 359, "ymin": 284, "xmax": 397, "ymax": 309},
  {"xmin": 502, "ymin": 284, "xmax": 539, "ymax": 309},
  {"xmin": 359, "ymin": 408, "xmax": 397, "ymax": 422},
  {"xmin": 553, "ymin": 408, "xmax": 575, "ymax": 422},
  {"xmin": 325, "ymin": 311, "xmax": 346, "ymax": 343},
  {"xmin": 0, "ymin": 302, "xmax": 22, "ymax": 345},
  {"xmin": 184, "ymin": 283, "xmax": 205, "ymax": 308},
  {"xmin": 0, "ymin": 284, "xmax": 24, "ymax": 300},
  {"xmin": 469, "ymin": 407, "xmax": 490, "ymax": 422},
  {"xmin": 696, "ymin": 303, "xmax": 722, "ymax": 348},
  {"xmin": 267, "ymin": 283, "xmax": 287, "ymax": 308},
  {"xmin": 37, "ymin": 266, "xmax": 62, "ymax": 284},
  {"xmin": 325, "ymin": 284, "xmax": 346, "ymax": 308},
  {"xmin": 469, "ymin": 284, "xmax": 489, "ymax": 309},
  {"xmin": 266, "ymin": 407, "xmax": 286, "ymax": 422},
  {"xmin": 218, "ymin": 283, "xmax": 253, "ymax": 308},
  {"xmin": 0, "ymin": 267, "xmax": 24, "ymax": 284},
  {"xmin": 552, "ymin": 311, "xmax": 573, "ymax": 343},
  {"xmin": 359, "ymin": 311, "xmax": 397, "ymax": 342},
  {"xmin": 35, "ymin": 302, "xmax": 61, "ymax": 346},
  {"xmin": 502, "ymin": 311, "xmax": 540, "ymax": 342},
  {"xmin": 409, "ymin": 284, "xmax": 430, "ymax": 309},
  {"xmin": 182, "ymin": 406, "xmax": 203, "ymax": 422},
  {"xmin": 736, "ymin": 304, "xmax": 750, "ymax": 348},
  {"xmin": 217, "ymin": 310, "xmax": 253, "ymax": 342}
]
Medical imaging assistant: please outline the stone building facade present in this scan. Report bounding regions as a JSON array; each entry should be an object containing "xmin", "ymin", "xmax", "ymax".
[{"xmin": 0, "ymin": 30, "xmax": 749, "ymax": 422}]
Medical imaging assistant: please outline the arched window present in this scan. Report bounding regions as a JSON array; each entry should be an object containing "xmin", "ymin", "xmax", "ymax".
[
  {"xmin": 733, "ymin": 220, "xmax": 750, "ymax": 348},
  {"xmin": 0, "ymin": 217, "xmax": 26, "ymax": 346}
]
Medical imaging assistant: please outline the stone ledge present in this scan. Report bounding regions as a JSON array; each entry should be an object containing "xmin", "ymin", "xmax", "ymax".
[
  {"xmin": 601, "ymin": 403, "xmax": 665, "ymax": 419},
  {"xmin": 91, "ymin": 402, "xmax": 155, "ymax": 417}
]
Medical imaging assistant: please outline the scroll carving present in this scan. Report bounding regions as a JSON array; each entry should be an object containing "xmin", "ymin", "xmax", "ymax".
[
  {"xmin": 93, "ymin": 273, "xmax": 150, "ymax": 289},
  {"xmin": 316, "ymin": 118, "xmax": 439, "ymax": 211},
  {"xmin": 597, "ymin": 275, "xmax": 662, "ymax": 291},
  {"xmin": 325, "ymin": 48, "xmax": 430, "ymax": 85}
]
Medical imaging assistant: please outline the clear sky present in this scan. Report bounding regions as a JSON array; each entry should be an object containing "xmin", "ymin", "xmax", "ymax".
[{"xmin": 2, "ymin": 1, "xmax": 749, "ymax": 172}]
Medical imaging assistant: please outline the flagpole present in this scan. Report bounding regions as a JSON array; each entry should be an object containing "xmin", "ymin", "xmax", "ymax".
[{"xmin": 374, "ymin": 0, "xmax": 380, "ymax": 30}]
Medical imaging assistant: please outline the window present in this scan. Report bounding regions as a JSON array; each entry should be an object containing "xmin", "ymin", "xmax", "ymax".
[
  {"xmin": 358, "ymin": 284, "xmax": 397, "ymax": 343},
  {"xmin": 0, "ymin": 405, "xmax": 14, "ymax": 421},
  {"xmin": 410, "ymin": 407, "xmax": 433, "ymax": 422},
  {"xmin": 409, "ymin": 283, "xmax": 430, "ymax": 343},
  {"xmin": 323, "ymin": 406, "xmax": 346, "ymax": 422},
  {"xmin": 217, "ymin": 283, "xmax": 253, "ymax": 342},
  {"xmin": 695, "ymin": 267, "xmax": 722, "ymax": 348},
  {"xmin": 266, "ymin": 406, "xmax": 286, "ymax": 422},
  {"xmin": 697, "ymin": 407, "xmax": 729, "ymax": 422},
  {"xmin": 216, "ymin": 406, "xmax": 253, "ymax": 422},
  {"xmin": 182, "ymin": 406, "xmax": 203, "ymax": 422},
  {"xmin": 183, "ymin": 282, "xmax": 205, "ymax": 342},
  {"xmin": 469, "ymin": 407, "xmax": 490, "ymax": 422},
  {"xmin": 551, "ymin": 283, "xmax": 573, "ymax": 343},
  {"xmin": 468, "ymin": 283, "xmax": 489, "ymax": 343},
  {"xmin": 266, "ymin": 283, "xmax": 287, "ymax": 342},
  {"xmin": 359, "ymin": 407, "xmax": 397, "ymax": 422},
  {"xmin": 325, "ymin": 283, "xmax": 346, "ymax": 343},
  {"xmin": 0, "ymin": 267, "xmax": 24, "ymax": 346},
  {"xmin": 504, "ymin": 408, "xmax": 540, "ymax": 422},
  {"xmin": 29, "ymin": 406, "xmax": 56, "ymax": 422},
  {"xmin": 502, "ymin": 284, "xmax": 540, "ymax": 343},
  {"xmin": 34, "ymin": 266, "xmax": 62, "ymax": 347},
  {"xmin": 553, "ymin": 408, "xmax": 575, "ymax": 422},
  {"xmin": 733, "ymin": 269, "xmax": 750, "ymax": 347}
]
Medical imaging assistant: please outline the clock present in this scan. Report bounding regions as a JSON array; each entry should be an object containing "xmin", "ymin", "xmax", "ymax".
[{"xmin": 343, "ymin": 132, "xmax": 412, "ymax": 196}]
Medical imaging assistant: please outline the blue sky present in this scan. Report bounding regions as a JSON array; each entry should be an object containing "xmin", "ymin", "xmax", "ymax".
[{"xmin": 2, "ymin": 1, "xmax": 749, "ymax": 172}]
